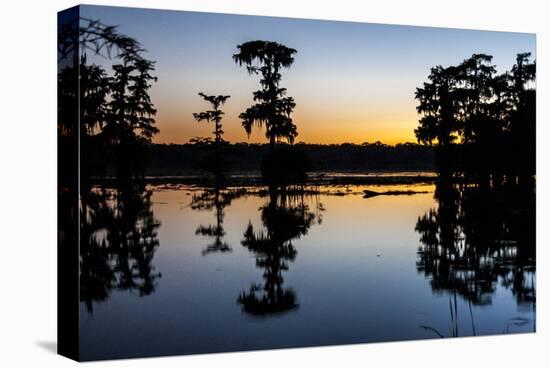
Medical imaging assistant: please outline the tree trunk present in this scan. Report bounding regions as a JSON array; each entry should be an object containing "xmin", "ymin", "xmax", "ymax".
[{"xmin": 269, "ymin": 135, "xmax": 275, "ymax": 151}]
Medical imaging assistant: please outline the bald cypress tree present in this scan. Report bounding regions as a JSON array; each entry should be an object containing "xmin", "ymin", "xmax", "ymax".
[
  {"xmin": 414, "ymin": 65, "xmax": 461, "ymax": 146},
  {"xmin": 509, "ymin": 52, "xmax": 536, "ymax": 177},
  {"xmin": 233, "ymin": 41, "xmax": 311, "ymax": 184},
  {"xmin": 191, "ymin": 93, "xmax": 232, "ymax": 182},
  {"xmin": 192, "ymin": 93, "xmax": 231, "ymax": 144},
  {"xmin": 233, "ymin": 40, "xmax": 298, "ymax": 150},
  {"xmin": 415, "ymin": 52, "xmax": 535, "ymax": 178}
]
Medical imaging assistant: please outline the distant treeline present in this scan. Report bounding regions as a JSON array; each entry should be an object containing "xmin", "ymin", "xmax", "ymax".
[{"xmin": 133, "ymin": 142, "xmax": 435, "ymax": 176}]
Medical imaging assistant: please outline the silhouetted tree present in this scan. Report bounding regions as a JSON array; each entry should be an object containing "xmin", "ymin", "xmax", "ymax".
[
  {"xmin": 233, "ymin": 40, "xmax": 298, "ymax": 148},
  {"xmin": 189, "ymin": 94, "xmax": 233, "ymax": 182},
  {"xmin": 192, "ymin": 93, "xmax": 231, "ymax": 144},
  {"xmin": 457, "ymin": 54, "xmax": 497, "ymax": 145},
  {"xmin": 508, "ymin": 52, "xmax": 536, "ymax": 178},
  {"xmin": 58, "ymin": 56, "xmax": 111, "ymax": 138},
  {"xmin": 59, "ymin": 16, "xmax": 162, "ymax": 317},
  {"xmin": 414, "ymin": 66, "xmax": 461, "ymax": 146},
  {"xmin": 415, "ymin": 52, "xmax": 536, "ymax": 179},
  {"xmin": 487, "ymin": 72, "xmax": 513, "ymax": 131},
  {"xmin": 510, "ymin": 53, "xmax": 536, "ymax": 100},
  {"xmin": 104, "ymin": 58, "xmax": 158, "ymax": 145},
  {"xmin": 94, "ymin": 49, "xmax": 158, "ymax": 180},
  {"xmin": 79, "ymin": 56, "xmax": 111, "ymax": 135},
  {"xmin": 59, "ymin": 17, "xmax": 158, "ymax": 182},
  {"xmin": 414, "ymin": 53, "xmax": 536, "ymax": 324},
  {"xmin": 128, "ymin": 58, "xmax": 159, "ymax": 141},
  {"xmin": 58, "ymin": 17, "xmax": 146, "ymax": 65}
]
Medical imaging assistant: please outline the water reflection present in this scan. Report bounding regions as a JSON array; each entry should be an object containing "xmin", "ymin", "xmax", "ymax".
[
  {"xmin": 191, "ymin": 186, "xmax": 246, "ymax": 255},
  {"xmin": 77, "ymin": 178, "xmax": 537, "ymax": 359},
  {"xmin": 415, "ymin": 175, "xmax": 535, "ymax": 333},
  {"xmin": 80, "ymin": 182, "xmax": 161, "ymax": 312},
  {"xmin": 238, "ymin": 185, "xmax": 324, "ymax": 316}
]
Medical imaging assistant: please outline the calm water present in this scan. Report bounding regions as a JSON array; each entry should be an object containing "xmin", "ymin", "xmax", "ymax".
[{"xmin": 79, "ymin": 179, "xmax": 535, "ymax": 360}]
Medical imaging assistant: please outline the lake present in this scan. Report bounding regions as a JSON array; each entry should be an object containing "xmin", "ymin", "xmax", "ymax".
[{"xmin": 78, "ymin": 177, "xmax": 536, "ymax": 360}]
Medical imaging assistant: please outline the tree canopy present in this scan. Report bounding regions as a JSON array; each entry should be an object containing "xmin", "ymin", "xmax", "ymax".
[
  {"xmin": 233, "ymin": 40, "xmax": 298, "ymax": 147},
  {"xmin": 192, "ymin": 93, "xmax": 231, "ymax": 144},
  {"xmin": 414, "ymin": 52, "xmax": 536, "ymax": 177},
  {"xmin": 414, "ymin": 52, "xmax": 536, "ymax": 148}
]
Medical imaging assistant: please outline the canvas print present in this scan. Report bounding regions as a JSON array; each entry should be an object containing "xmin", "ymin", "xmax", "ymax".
[{"xmin": 58, "ymin": 5, "xmax": 536, "ymax": 361}]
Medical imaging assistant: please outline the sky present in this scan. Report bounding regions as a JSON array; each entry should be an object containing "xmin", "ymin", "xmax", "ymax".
[{"xmin": 81, "ymin": 5, "xmax": 536, "ymax": 145}]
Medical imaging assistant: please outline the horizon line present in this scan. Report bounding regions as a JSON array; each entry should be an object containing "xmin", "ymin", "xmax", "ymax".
[{"xmin": 152, "ymin": 140, "xmax": 422, "ymax": 146}]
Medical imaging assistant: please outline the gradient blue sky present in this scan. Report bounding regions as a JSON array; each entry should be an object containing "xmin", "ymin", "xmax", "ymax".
[{"xmin": 81, "ymin": 5, "xmax": 536, "ymax": 144}]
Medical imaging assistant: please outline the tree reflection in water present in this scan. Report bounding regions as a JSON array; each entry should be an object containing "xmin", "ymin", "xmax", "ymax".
[
  {"xmin": 80, "ymin": 182, "xmax": 161, "ymax": 313},
  {"xmin": 238, "ymin": 185, "xmax": 323, "ymax": 316},
  {"xmin": 416, "ymin": 175, "xmax": 535, "ymax": 334},
  {"xmin": 191, "ymin": 186, "xmax": 246, "ymax": 255}
]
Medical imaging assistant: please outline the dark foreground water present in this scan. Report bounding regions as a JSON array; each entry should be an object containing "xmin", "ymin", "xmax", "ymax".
[{"xmin": 79, "ymin": 179, "xmax": 535, "ymax": 360}]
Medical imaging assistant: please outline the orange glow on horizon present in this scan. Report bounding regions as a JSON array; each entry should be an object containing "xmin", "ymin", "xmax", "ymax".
[
  {"xmin": 152, "ymin": 103, "xmax": 420, "ymax": 146},
  {"xmin": 152, "ymin": 118, "xmax": 418, "ymax": 145}
]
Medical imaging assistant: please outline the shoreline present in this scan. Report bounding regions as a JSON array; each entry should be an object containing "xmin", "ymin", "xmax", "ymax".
[{"xmin": 90, "ymin": 170, "xmax": 438, "ymax": 187}]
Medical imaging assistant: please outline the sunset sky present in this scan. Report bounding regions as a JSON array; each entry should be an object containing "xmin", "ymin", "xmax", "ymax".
[{"xmin": 81, "ymin": 5, "xmax": 536, "ymax": 145}]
